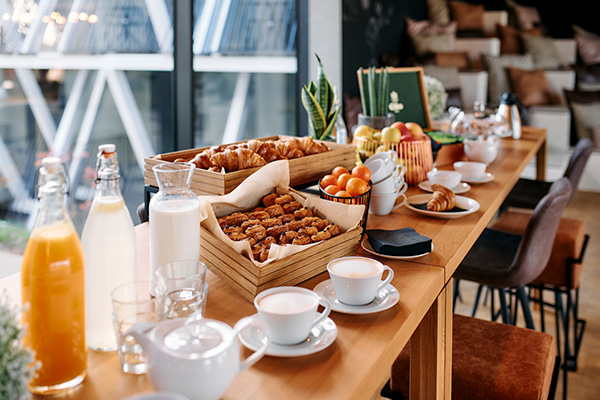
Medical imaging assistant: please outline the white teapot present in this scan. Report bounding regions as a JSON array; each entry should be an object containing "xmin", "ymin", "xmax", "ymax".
[
  {"xmin": 463, "ymin": 135, "xmax": 499, "ymax": 165},
  {"xmin": 128, "ymin": 315, "xmax": 269, "ymax": 400}
]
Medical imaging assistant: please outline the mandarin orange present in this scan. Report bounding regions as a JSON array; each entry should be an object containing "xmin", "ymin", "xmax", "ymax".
[
  {"xmin": 320, "ymin": 174, "xmax": 338, "ymax": 189},
  {"xmin": 337, "ymin": 173, "xmax": 352, "ymax": 190},
  {"xmin": 332, "ymin": 166, "xmax": 350, "ymax": 179},
  {"xmin": 346, "ymin": 177, "xmax": 369, "ymax": 196},
  {"xmin": 351, "ymin": 165, "xmax": 371, "ymax": 182}
]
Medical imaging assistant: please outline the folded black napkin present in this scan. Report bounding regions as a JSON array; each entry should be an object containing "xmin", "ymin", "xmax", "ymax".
[{"xmin": 366, "ymin": 228, "xmax": 432, "ymax": 256}]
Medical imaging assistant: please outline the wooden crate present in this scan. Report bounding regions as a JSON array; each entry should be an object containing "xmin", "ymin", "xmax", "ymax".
[
  {"xmin": 200, "ymin": 225, "xmax": 362, "ymax": 302},
  {"xmin": 144, "ymin": 136, "xmax": 357, "ymax": 196}
]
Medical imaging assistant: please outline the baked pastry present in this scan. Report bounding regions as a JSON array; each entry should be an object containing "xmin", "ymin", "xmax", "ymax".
[
  {"xmin": 261, "ymin": 193, "xmax": 278, "ymax": 207},
  {"xmin": 219, "ymin": 191, "xmax": 343, "ymax": 262},
  {"xmin": 285, "ymin": 137, "xmax": 329, "ymax": 155},
  {"xmin": 191, "ymin": 146, "xmax": 222, "ymax": 169},
  {"xmin": 427, "ymin": 184, "xmax": 456, "ymax": 212},
  {"xmin": 245, "ymin": 225, "xmax": 267, "ymax": 242},
  {"xmin": 282, "ymin": 201, "xmax": 302, "ymax": 214},
  {"xmin": 210, "ymin": 147, "xmax": 267, "ymax": 172},
  {"xmin": 275, "ymin": 139, "xmax": 304, "ymax": 159},
  {"xmin": 241, "ymin": 139, "xmax": 284, "ymax": 163},
  {"xmin": 265, "ymin": 204, "xmax": 284, "ymax": 218}
]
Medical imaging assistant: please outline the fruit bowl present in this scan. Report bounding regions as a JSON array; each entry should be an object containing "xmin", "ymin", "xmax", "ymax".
[
  {"xmin": 354, "ymin": 136, "xmax": 433, "ymax": 186},
  {"xmin": 318, "ymin": 179, "xmax": 372, "ymax": 231}
]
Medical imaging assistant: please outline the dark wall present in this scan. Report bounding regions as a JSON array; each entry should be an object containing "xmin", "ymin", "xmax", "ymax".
[{"xmin": 342, "ymin": 0, "xmax": 599, "ymax": 98}]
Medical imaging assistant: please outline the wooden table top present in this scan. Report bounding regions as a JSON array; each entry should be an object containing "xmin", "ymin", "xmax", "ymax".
[{"xmin": 2, "ymin": 127, "xmax": 546, "ymax": 400}]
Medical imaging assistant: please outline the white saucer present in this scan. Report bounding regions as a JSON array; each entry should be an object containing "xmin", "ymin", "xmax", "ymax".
[
  {"xmin": 405, "ymin": 194, "xmax": 480, "ymax": 219},
  {"xmin": 361, "ymin": 236, "xmax": 433, "ymax": 260},
  {"xmin": 418, "ymin": 180, "xmax": 471, "ymax": 194},
  {"xmin": 461, "ymin": 172, "xmax": 494, "ymax": 184},
  {"xmin": 313, "ymin": 280, "xmax": 400, "ymax": 315},
  {"xmin": 236, "ymin": 314, "xmax": 337, "ymax": 357}
]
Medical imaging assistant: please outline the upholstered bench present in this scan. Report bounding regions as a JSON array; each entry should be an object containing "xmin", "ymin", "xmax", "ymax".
[{"xmin": 383, "ymin": 314, "xmax": 559, "ymax": 400}]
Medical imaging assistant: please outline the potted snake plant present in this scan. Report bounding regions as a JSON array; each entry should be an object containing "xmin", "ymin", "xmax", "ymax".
[{"xmin": 301, "ymin": 54, "xmax": 340, "ymax": 141}]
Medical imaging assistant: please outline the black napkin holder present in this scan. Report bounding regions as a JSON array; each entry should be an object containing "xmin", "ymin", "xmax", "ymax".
[{"xmin": 366, "ymin": 227, "xmax": 432, "ymax": 256}]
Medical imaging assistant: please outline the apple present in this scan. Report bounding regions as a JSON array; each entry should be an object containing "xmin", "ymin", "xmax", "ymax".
[
  {"xmin": 381, "ymin": 126, "xmax": 401, "ymax": 143},
  {"xmin": 390, "ymin": 121, "xmax": 411, "ymax": 138},
  {"xmin": 405, "ymin": 122, "xmax": 425, "ymax": 139},
  {"xmin": 353, "ymin": 125, "xmax": 373, "ymax": 139}
]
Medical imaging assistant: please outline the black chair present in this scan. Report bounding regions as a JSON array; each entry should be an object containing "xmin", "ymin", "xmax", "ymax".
[
  {"xmin": 453, "ymin": 178, "xmax": 572, "ymax": 330},
  {"xmin": 502, "ymin": 138, "xmax": 593, "ymax": 210}
]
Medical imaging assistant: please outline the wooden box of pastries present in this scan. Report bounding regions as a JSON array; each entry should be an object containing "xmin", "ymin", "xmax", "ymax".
[
  {"xmin": 197, "ymin": 161, "xmax": 364, "ymax": 301},
  {"xmin": 144, "ymin": 135, "xmax": 357, "ymax": 196}
]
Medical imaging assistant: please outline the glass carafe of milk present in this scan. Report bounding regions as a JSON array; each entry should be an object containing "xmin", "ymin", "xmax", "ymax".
[
  {"xmin": 149, "ymin": 162, "xmax": 201, "ymax": 281},
  {"xmin": 81, "ymin": 144, "xmax": 136, "ymax": 351}
]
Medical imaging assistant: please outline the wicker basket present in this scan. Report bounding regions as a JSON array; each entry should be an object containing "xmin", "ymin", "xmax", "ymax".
[{"xmin": 354, "ymin": 136, "xmax": 434, "ymax": 185}]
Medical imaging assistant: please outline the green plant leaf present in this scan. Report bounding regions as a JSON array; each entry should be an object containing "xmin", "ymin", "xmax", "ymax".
[
  {"xmin": 368, "ymin": 67, "xmax": 377, "ymax": 117},
  {"xmin": 320, "ymin": 107, "xmax": 340, "ymax": 141},
  {"xmin": 302, "ymin": 85, "xmax": 326, "ymax": 138},
  {"xmin": 358, "ymin": 68, "xmax": 367, "ymax": 116},
  {"xmin": 315, "ymin": 54, "xmax": 330, "ymax": 116},
  {"xmin": 307, "ymin": 81, "xmax": 317, "ymax": 96}
]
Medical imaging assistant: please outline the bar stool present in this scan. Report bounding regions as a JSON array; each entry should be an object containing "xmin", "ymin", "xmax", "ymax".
[
  {"xmin": 489, "ymin": 210, "xmax": 589, "ymax": 399},
  {"xmin": 501, "ymin": 138, "xmax": 593, "ymax": 210},
  {"xmin": 381, "ymin": 314, "xmax": 560, "ymax": 400},
  {"xmin": 453, "ymin": 178, "xmax": 572, "ymax": 328}
]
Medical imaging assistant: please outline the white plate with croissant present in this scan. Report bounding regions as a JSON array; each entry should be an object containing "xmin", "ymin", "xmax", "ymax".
[{"xmin": 404, "ymin": 183, "xmax": 480, "ymax": 218}]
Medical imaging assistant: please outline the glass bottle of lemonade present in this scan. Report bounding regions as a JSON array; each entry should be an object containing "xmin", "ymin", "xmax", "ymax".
[
  {"xmin": 21, "ymin": 157, "xmax": 87, "ymax": 394},
  {"xmin": 81, "ymin": 144, "xmax": 136, "ymax": 351}
]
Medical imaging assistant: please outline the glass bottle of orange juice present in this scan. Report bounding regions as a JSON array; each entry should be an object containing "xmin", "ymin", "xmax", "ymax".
[{"xmin": 21, "ymin": 156, "xmax": 87, "ymax": 394}]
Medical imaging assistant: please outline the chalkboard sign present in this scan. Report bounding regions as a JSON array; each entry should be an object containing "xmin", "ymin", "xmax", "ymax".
[{"xmin": 357, "ymin": 67, "xmax": 432, "ymax": 130}]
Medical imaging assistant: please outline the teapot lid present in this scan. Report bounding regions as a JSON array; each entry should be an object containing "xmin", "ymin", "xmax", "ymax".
[{"xmin": 156, "ymin": 315, "xmax": 235, "ymax": 359}]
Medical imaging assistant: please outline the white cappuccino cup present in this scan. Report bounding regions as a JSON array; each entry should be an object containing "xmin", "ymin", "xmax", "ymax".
[
  {"xmin": 254, "ymin": 286, "xmax": 331, "ymax": 345},
  {"xmin": 327, "ymin": 257, "xmax": 394, "ymax": 305}
]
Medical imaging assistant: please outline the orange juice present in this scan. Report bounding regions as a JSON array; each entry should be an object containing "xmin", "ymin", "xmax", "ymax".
[{"xmin": 21, "ymin": 221, "xmax": 87, "ymax": 394}]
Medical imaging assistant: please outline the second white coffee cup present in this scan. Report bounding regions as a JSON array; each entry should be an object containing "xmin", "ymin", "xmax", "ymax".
[
  {"xmin": 254, "ymin": 286, "xmax": 331, "ymax": 345},
  {"xmin": 327, "ymin": 256, "xmax": 394, "ymax": 305}
]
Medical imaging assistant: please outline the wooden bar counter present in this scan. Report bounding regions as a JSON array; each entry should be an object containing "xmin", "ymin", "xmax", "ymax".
[{"xmin": 0, "ymin": 127, "xmax": 546, "ymax": 400}]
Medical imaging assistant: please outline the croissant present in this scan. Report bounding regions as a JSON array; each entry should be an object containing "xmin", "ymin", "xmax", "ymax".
[
  {"xmin": 241, "ymin": 139, "xmax": 285, "ymax": 162},
  {"xmin": 427, "ymin": 184, "xmax": 456, "ymax": 212},
  {"xmin": 191, "ymin": 146, "xmax": 223, "ymax": 169},
  {"xmin": 210, "ymin": 147, "xmax": 267, "ymax": 172},
  {"xmin": 276, "ymin": 139, "xmax": 304, "ymax": 159},
  {"xmin": 291, "ymin": 136, "xmax": 329, "ymax": 155}
]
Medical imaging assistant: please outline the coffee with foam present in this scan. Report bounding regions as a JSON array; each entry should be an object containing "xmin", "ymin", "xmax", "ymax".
[
  {"xmin": 328, "ymin": 258, "xmax": 382, "ymax": 278},
  {"xmin": 258, "ymin": 291, "xmax": 318, "ymax": 314}
]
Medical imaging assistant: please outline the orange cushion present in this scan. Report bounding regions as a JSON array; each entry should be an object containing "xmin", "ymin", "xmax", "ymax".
[
  {"xmin": 506, "ymin": 66, "xmax": 558, "ymax": 107},
  {"xmin": 491, "ymin": 210, "xmax": 586, "ymax": 288},
  {"xmin": 391, "ymin": 314, "xmax": 556, "ymax": 400}
]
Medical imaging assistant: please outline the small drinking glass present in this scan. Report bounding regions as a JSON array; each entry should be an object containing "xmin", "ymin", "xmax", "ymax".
[
  {"xmin": 111, "ymin": 280, "xmax": 167, "ymax": 375},
  {"xmin": 156, "ymin": 261, "xmax": 208, "ymax": 319}
]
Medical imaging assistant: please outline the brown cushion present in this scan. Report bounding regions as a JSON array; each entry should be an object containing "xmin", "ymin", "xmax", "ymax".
[
  {"xmin": 391, "ymin": 314, "xmax": 556, "ymax": 400},
  {"xmin": 481, "ymin": 53, "xmax": 535, "ymax": 106},
  {"xmin": 434, "ymin": 51, "xmax": 471, "ymax": 69},
  {"xmin": 506, "ymin": 66, "xmax": 557, "ymax": 107},
  {"xmin": 497, "ymin": 24, "xmax": 542, "ymax": 55},
  {"xmin": 491, "ymin": 210, "xmax": 586, "ymax": 288},
  {"xmin": 448, "ymin": 1, "xmax": 484, "ymax": 34}
]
